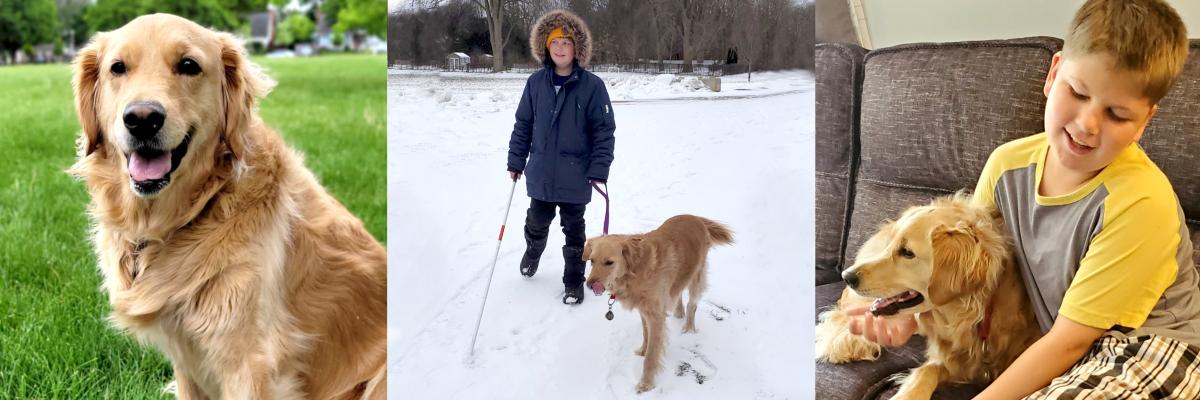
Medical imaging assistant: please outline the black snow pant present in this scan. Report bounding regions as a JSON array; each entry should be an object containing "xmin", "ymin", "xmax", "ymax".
[{"xmin": 523, "ymin": 198, "xmax": 587, "ymax": 286}]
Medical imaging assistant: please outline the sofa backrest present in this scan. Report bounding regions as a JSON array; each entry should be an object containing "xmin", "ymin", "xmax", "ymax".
[
  {"xmin": 844, "ymin": 37, "xmax": 1062, "ymax": 266},
  {"xmin": 815, "ymin": 42, "xmax": 868, "ymax": 284},
  {"xmin": 820, "ymin": 37, "xmax": 1200, "ymax": 276},
  {"xmin": 1139, "ymin": 40, "xmax": 1200, "ymax": 262}
]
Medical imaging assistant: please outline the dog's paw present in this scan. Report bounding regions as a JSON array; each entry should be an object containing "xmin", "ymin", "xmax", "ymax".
[
  {"xmin": 163, "ymin": 380, "xmax": 178, "ymax": 395},
  {"xmin": 889, "ymin": 392, "xmax": 925, "ymax": 400},
  {"xmin": 635, "ymin": 381, "xmax": 656, "ymax": 393},
  {"xmin": 815, "ymin": 316, "xmax": 881, "ymax": 363},
  {"xmin": 682, "ymin": 323, "xmax": 697, "ymax": 333}
]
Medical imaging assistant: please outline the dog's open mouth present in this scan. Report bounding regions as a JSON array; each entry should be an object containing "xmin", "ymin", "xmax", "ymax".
[
  {"xmin": 590, "ymin": 282, "xmax": 605, "ymax": 296},
  {"xmin": 869, "ymin": 290, "xmax": 925, "ymax": 316},
  {"xmin": 128, "ymin": 134, "xmax": 191, "ymax": 196}
]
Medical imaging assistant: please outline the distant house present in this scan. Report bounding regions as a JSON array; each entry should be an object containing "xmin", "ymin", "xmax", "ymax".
[
  {"xmin": 313, "ymin": 7, "xmax": 340, "ymax": 51},
  {"xmin": 247, "ymin": 10, "xmax": 277, "ymax": 50},
  {"xmin": 14, "ymin": 43, "xmax": 57, "ymax": 64},
  {"xmin": 447, "ymin": 52, "xmax": 470, "ymax": 69}
]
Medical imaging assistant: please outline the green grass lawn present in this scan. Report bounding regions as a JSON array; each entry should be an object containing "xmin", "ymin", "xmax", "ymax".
[{"xmin": 0, "ymin": 54, "xmax": 385, "ymax": 398}]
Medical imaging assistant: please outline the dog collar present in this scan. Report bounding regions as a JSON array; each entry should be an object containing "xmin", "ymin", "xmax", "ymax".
[
  {"xmin": 978, "ymin": 296, "xmax": 995, "ymax": 341},
  {"xmin": 605, "ymin": 294, "xmax": 616, "ymax": 321}
]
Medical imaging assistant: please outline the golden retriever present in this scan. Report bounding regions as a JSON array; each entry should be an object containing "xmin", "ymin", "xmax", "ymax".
[
  {"xmin": 582, "ymin": 215, "xmax": 734, "ymax": 393},
  {"xmin": 815, "ymin": 195, "xmax": 1039, "ymax": 399},
  {"xmin": 68, "ymin": 14, "xmax": 386, "ymax": 399}
]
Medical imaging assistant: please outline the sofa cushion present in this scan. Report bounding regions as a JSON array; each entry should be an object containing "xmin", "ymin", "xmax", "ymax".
[
  {"xmin": 816, "ymin": 43, "xmax": 868, "ymax": 284},
  {"xmin": 875, "ymin": 383, "xmax": 983, "ymax": 400},
  {"xmin": 847, "ymin": 37, "xmax": 1061, "ymax": 258}
]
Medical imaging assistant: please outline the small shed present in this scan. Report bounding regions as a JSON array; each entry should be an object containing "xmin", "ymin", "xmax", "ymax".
[{"xmin": 447, "ymin": 52, "xmax": 471, "ymax": 69}]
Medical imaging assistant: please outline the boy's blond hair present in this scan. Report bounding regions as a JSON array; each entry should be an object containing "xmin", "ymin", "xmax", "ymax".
[{"xmin": 1064, "ymin": 0, "xmax": 1189, "ymax": 103}]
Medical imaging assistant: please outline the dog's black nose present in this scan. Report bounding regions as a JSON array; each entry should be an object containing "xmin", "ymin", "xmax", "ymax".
[
  {"xmin": 842, "ymin": 270, "xmax": 859, "ymax": 289},
  {"xmin": 123, "ymin": 101, "xmax": 166, "ymax": 140}
]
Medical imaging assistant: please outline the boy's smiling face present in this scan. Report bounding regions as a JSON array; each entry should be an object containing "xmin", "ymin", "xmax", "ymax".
[
  {"xmin": 1042, "ymin": 51, "xmax": 1157, "ymax": 181},
  {"xmin": 549, "ymin": 37, "xmax": 575, "ymax": 70}
]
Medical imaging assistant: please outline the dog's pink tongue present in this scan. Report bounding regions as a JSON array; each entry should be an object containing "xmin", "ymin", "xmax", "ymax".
[
  {"xmin": 128, "ymin": 152, "xmax": 171, "ymax": 182},
  {"xmin": 590, "ymin": 282, "xmax": 605, "ymax": 296}
]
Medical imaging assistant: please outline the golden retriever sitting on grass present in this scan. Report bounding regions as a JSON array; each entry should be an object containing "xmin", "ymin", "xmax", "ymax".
[
  {"xmin": 69, "ymin": 14, "xmax": 385, "ymax": 399},
  {"xmin": 583, "ymin": 214, "xmax": 733, "ymax": 394},
  {"xmin": 815, "ymin": 195, "xmax": 1039, "ymax": 399}
]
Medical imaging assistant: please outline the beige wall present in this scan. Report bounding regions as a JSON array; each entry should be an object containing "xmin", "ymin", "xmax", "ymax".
[
  {"xmin": 817, "ymin": 0, "xmax": 858, "ymax": 44},
  {"xmin": 854, "ymin": 0, "xmax": 1200, "ymax": 49}
]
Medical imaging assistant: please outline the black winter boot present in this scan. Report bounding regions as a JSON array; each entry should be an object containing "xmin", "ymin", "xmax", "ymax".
[
  {"xmin": 562, "ymin": 245, "xmax": 585, "ymax": 286},
  {"xmin": 563, "ymin": 283, "xmax": 585, "ymax": 305},
  {"xmin": 520, "ymin": 249, "xmax": 543, "ymax": 278},
  {"xmin": 520, "ymin": 201, "xmax": 554, "ymax": 277}
]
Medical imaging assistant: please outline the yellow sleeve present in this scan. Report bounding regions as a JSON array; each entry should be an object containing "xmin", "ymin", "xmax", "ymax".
[
  {"xmin": 971, "ymin": 149, "xmax": 1000, "ymax": 209},
  {"xmin": 1059, "ymin": 195, "xmax": 1180, "ymax": 330}
]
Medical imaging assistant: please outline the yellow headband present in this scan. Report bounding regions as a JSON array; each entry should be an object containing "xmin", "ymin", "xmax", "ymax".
[{"xmin": 546, "ymin": 26, "xmax": 573, "ymax": 49}]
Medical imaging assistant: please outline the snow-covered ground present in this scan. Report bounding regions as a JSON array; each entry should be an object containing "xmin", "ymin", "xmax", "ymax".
[{"xmin": 388, "ymin": 69, "xmax": 815, "ymax": 399}]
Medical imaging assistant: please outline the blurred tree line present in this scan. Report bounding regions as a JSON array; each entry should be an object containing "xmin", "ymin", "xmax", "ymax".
[
  {"xmin": 0, "ymin": 0, "xmax": 385, "ymax": 64},
  {"xmin": 388, "ymin": 0, "xmax": 815, "ymax": 73}
]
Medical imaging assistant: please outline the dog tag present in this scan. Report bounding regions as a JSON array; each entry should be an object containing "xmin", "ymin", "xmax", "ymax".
[{"xmin": 605, "ymin": 310, "xmax": 614, "ymax": 321}]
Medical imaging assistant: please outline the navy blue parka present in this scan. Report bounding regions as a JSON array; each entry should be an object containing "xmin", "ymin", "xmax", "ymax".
[{"xmin": 507, "ymin": 63, "xmax": 615, "ymax": 204}]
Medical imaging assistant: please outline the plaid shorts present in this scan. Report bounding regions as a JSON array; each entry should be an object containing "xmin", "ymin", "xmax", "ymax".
[{"xmin": 1024, "ymin": 334, "xmax": 1200, "ymax": 399}]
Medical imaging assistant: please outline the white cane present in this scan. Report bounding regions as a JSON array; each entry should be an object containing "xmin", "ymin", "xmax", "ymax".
[{"xmin": 469, "ymin": 177, "xmax": 518, "ymax": 357}]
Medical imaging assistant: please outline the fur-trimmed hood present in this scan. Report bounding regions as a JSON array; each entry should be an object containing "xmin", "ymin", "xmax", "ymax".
[{"xmin": 530, "ymin": 9, "xmax": 592, "ymax": 67}]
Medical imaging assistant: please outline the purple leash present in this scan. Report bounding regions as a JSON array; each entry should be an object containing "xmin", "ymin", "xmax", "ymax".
[{"xmin": 591, "ymin": 181, "xmax": 609, "ymax": 235}]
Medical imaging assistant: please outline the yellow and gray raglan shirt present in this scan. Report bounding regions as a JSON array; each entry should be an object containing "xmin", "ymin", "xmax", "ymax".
[{"xmin": 973, "ymin": 133, "xmax": 1200, "ymax": 345}]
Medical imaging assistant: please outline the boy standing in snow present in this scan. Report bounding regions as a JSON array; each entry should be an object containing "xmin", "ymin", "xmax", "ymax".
[
  {"xmin": 850, "ymin": 0, "xmax": 1200, "ymax": 397},
  {"xmin": 507, "ymin": 9, "xmax": 615, "ymax": 305}
]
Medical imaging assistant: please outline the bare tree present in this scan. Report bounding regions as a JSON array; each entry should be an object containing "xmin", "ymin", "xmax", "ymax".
[
  {"xmin": 733, "ymin": 0, "xmax": 767, "ymax": 81},
  {"xmin": 470, "ymin": 0, "xmax": 514, "ymax": 71},
  {"xmin": 393, "ymin": 0, "xmax": 814, "ymax": 72},
  {"xmin": 647, "ymin": 0, "xmax": 675, "ymax": 69},
  {"xmin": 662, "ymin": 0, "xmax": 720, "ymax": 73}
]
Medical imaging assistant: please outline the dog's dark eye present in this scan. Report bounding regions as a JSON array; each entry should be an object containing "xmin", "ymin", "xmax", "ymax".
[
  {"xmin": 604, "ymin": 260, "xmax": 614, "ymax": 266},
  {"xmin": 177, "ymin": 58, "xmax": 201, "ymax": 75},
  {"xmin": 111, "ymin": 61, "xmax": 126, "ymax": 75},
  {"xmin": 898, "ymin": 247, "xmax": 915, "ymax": 259}
]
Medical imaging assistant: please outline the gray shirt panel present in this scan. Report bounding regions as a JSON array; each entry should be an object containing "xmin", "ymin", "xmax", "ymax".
[{"xmin": 992, "ymin": 164, "xmax": 1200, "ymax": 346}]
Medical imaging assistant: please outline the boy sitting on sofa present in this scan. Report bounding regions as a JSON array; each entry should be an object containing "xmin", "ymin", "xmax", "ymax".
[{"xmin": 849, "ymin": 0, "xmax": 1200, "ymax": 397}]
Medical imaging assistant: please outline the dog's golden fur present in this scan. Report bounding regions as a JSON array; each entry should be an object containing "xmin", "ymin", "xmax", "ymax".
[
  {"xmin": 69, "ymin": 14, "xmax": 385, "ymax": 399},
  {"xmin": 583, "ymin": 215, "xmax": 733, "ymax": 393},
  {"xmin": 815, "ymin": 195, "xmax": 1039, "ymax": 399}
]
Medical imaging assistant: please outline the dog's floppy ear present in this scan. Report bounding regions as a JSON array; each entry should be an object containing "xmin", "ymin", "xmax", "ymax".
[
  {"xmin": 618, "ymin": 237, "xmax": 643, "ymax": 277},
  {"xmin": 928, "ymin": 222, "xmax": 987, "ymax": 305},
  {"xmin": 218, "ymin": 32, "xmax": 275, "ymax": 160},
  {"xmin": 73, "ymin": 33, "xmax": 106, "ymax": 157},
  {"xmin": 582, "ymin": 239, "xmax": 593, "ymax": 261}
]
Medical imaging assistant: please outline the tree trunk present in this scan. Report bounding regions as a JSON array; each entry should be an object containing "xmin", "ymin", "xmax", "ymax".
[
  {"xmin": 490, "ymin": 0, "xmax": 506, "ymax": 72},
  {"xmin": 474, "ymin": 0, "xmax": 508, "ymax": 72},
  {"xmin": 681, "ymin": 20, "xmax": 693, "ymax": 73}
]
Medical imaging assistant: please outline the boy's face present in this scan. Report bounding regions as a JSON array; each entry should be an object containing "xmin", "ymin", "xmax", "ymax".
[
  {"xmin": 1042, "ymin": 51, "xmax": 1158, "ymax": 178},
  {"xmin": 548, "ymin": 38, "xmax": 575, "ymax": 69}
]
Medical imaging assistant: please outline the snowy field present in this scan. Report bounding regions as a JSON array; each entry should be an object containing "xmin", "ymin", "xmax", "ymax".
[{"xmin": 388, "ymin": 69, "xmax": 815, "ymax": 399}]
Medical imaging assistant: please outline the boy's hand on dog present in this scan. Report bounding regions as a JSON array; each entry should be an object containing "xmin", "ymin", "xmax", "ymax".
[{"xmin": 845, "ymin": 305, "xmax": 917, "ymax": 347}]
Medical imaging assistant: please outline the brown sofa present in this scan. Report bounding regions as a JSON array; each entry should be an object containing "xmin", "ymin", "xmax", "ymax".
[{"xmin": 814, "ymin": 37, "xmax": 1200, "ymax": 399}]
